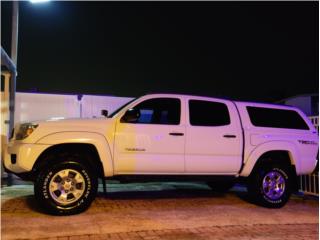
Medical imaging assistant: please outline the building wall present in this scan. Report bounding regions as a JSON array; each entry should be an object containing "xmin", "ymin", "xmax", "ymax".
[
  {"xmin": 14, "ymin": 93, "xmax": 80, "ymax": 123},
  {"xmin": 81, "ymin": 95, "xmax": 133, "ymax": 118},
  {"xmin": 0, "ymin": 92, "xmax": 133, "ymax": 140},
  {"xmin": 285, "ymin": 96, "xmax": 312, "ymax": 116}
]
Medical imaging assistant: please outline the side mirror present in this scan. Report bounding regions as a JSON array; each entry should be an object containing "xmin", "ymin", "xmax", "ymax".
[
  {"xmin": 101, "ymin": 109, "xmax": 108, "ymax": 117},
  {"xmin": 121, "ymin": 108, "xmax": 140, "ymax": 123}
]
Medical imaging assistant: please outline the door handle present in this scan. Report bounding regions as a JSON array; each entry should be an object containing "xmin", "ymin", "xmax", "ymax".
[
  {"xmin": 223, "ymin": 134, "xmax": 237, "ymax": 138},
  {"xmin": 169, "ymin": 132, "xmax": 184, "ymax": 136}
]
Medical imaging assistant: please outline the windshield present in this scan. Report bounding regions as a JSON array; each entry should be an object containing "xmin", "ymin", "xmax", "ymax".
[{"xmin": 108, "ymin": 98, "xmax": 137, "ymax": 118}]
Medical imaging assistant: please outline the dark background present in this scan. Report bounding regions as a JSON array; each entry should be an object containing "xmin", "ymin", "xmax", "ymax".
[{"xmin": 1, "ymin": 1, "xmax": 318, "ymax": 101}]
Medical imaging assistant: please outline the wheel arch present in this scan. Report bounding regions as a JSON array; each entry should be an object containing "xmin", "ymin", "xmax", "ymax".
[
  {"xmin": 243, "ymin": 149, "xmax": 299, "ymax": 192},
  {"xmin": 240, "ymin": 141, "xmax": 300, "ymax": 177},
  {"xmin": 32, "ymin": 143, "xmax": 105, "ymax": 180},
  {"xmin": 35, "ymin": 132, "xmax": 114, "ymax": 177},
  {"xmin": 251, "ymin": 150, "xmax": 296, "ymax": 174}
]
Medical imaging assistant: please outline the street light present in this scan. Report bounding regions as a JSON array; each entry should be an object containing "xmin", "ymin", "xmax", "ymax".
[
  {"xmin": 11, "ymin": 0, "xmax": 51, "ymax": 66},
  {"xmin": 30, "ymin": 0, "xmax": 50, "ymax": 3},
  {"xmin": 9, "ymin": 0, "xmax": 51, "ymax": 138}
]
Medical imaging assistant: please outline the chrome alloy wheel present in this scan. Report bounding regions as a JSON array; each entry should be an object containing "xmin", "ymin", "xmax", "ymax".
[
  {"xmin": 49, "ymin": 169, "xmax": 85, "ymax": 205},
  {"xmin": 262, "ymin": 171, "xmax": 286, "ymax": 200}
]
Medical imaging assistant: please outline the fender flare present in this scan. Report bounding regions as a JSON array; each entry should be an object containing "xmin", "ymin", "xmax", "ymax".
[
  {"xmin": 36, "ymin": 131, "xmax": 113, "ymax": 177},
  {"xmin": 239, "ymin": 141, "xmax": 300, "ymax": 177}
]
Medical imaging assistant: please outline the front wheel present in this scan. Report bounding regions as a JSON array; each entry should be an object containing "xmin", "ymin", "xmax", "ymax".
[
  {"xmin": 247, "ymin": 164, "xmax": 292, "ymax": 208},
  {"xmin": 35, "ymin": 161, "xmax": 98, "ymax": 215}
]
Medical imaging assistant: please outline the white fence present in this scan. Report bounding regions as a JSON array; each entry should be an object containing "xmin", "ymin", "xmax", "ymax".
[
  {"xmin": 299, "ymin": 173, "xmax": 318, "ymax": 196},
  {"xmin": 298, "ymin": 116, "xmax": 319, "ymax": 196},
  {"xmin": 309, "ymin": 116, "xmax": 319, "ymax": 132}
]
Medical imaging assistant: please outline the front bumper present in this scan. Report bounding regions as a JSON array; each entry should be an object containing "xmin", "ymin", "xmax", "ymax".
[{"xmin": 4, "ymin": 142, "xmax": 51, "ymax": 174}]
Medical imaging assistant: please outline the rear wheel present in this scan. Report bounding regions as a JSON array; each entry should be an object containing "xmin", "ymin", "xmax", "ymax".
[
  {"xmin": 247, "ymin": 163, "xmax": 291, "ymax": 208},
  {"xmin": 35, "ymin": 159, "xmax": 97, "ymax": 215}
]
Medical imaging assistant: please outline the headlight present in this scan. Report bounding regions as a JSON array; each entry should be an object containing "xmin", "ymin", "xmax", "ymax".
[{"xmin": 15, "ymin": 123, "xmax": 38, "ymax": 140}]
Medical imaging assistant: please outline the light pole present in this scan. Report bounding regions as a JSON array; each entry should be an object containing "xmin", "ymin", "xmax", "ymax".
[
  {"xmin": 11, "ymin": 1, "xmax": 19, "ymax": 66},
  {"xmin": 8, "ymin": 1, "xmax": 19, "ymax": 136}
]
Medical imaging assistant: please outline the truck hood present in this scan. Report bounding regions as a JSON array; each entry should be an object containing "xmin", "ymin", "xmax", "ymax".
[{"xmin": 16, "ymin": 117, "xmax": 117, "ymax": 143}]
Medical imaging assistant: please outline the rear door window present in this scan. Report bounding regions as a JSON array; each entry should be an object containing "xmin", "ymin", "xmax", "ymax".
[{"xmin": 189, "ymin": 100, "xmax": 230, "ymax": 126}]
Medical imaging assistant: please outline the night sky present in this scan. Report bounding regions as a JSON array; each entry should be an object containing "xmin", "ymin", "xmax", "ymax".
[{"xmin": 1, "ymin": 1, "xmax": 318, "ymax": 102}]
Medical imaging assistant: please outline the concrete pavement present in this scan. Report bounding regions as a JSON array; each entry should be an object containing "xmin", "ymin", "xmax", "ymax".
[{"xmin": 1, "ymin": 182, "xmax": 319, "ymax": 239}]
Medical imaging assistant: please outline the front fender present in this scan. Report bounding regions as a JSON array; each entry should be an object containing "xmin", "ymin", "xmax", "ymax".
[
  {"xmin": 36, "ymin": 132, "xmax": 113, "ymax": 176},
  {"xmin": 239, "ymin": 141, "xmax": 300, "ymax": 177}
]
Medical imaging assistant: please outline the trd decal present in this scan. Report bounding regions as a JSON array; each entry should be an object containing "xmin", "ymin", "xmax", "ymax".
[{"xmin": 298, "ymin": 140, "xmax": 318, "ymax": 145}]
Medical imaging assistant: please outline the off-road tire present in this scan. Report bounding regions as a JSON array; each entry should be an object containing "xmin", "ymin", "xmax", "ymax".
[
  {"xmin": 34, "ymin": 159, "xmax": 98, "ymax": 215},
  {"xmin": 247, "ymin": 163, "xmax": 291, "ymax": 208}
]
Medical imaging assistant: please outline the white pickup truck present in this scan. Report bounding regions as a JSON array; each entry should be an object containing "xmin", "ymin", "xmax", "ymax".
[{"xmin": 4, "ymin": 94, "xmax": 318, "ymax": 215}]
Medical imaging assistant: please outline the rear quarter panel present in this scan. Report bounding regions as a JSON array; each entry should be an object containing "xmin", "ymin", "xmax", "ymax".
[{"xmin": 235, "ymin": 102, "xmax": 318, "ymax": 176}]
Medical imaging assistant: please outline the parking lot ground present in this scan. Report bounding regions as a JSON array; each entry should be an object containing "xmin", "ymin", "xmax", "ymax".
[{"xmin": 1, "ymin": 182, "xmax": 319, "ymax": 240}]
